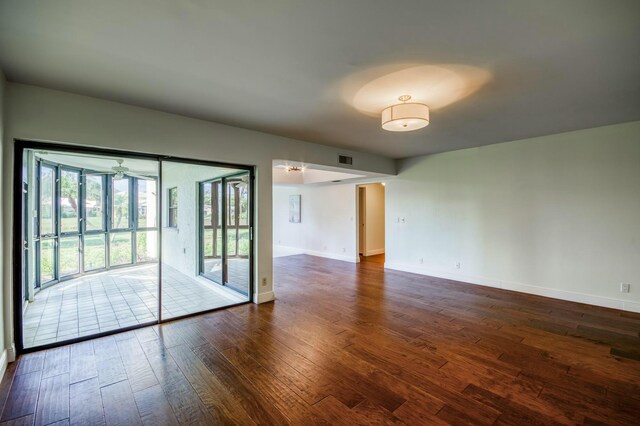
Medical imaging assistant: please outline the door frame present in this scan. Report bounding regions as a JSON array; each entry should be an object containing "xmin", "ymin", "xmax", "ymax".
[
  {"xmin": 13, "ymin": 139, "xmax": 256, "ymax": 355},
  {"xmin": 198, "ymin": 171, "xmax": 251, "ymax": 295},
  {"xmin": 357, "ymin": 186, "xmax": 366, "ymax": 257}
]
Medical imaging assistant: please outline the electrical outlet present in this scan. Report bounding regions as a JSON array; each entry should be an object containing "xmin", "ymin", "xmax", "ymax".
[
  {"xmin": 455, "ymin": 262, "xmax": 461, "ymax": 269},
  {"xmin": 620, "ymin": 283, "xmax": 630, "ymax": 293},
  {"xmin": 262, "ymin": 277, "xmax": 267, "ymax": 287}
]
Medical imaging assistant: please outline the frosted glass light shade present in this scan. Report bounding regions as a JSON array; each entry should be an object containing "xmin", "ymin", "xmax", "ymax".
[{"xmin": 381, "ymin": 103, "xmax": 430, "ymax": 131}]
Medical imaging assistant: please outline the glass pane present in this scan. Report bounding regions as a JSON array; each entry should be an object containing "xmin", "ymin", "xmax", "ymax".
[
  {"xmin": 112, "ymin": 177, "xmax": 130, "ymax": 229},
  {"xmin": 227, "ymin": 182, "xmax": 236, "ymax": 226},
  {"xmin": 40, "ymin": 239, "xmax": 55, "ymax": 283},
  {"xmin": 226, "ymin": 174, "xmax": 250, "ymax": 297},
  {"xmin": 202, "ymin": 180, "xmax": 222, "ymax": 284},
  {"xmin": 85, "ymin": 174, "xmax": 104, "ymax": 231},
  {"xmin": 203, "ymin": 228, "xmax": 214, "ymax": 257},
  {"xmin": 239, "ymin": 178, "xmax": 249, "ymax": 226},
  {"xmin": 238, "ymin": 228, "xmax": 250, "ymax": 256},
  {"xmin": 84, "ymin": 234, "xmax": 106, "ymax": 271},
  {"xmin": 136, "ymin": 230, "xmax": 158, "ymax": 262},
  {"xmin": 169, "ymin": 187, "xmax": 178, "ymax": 208},
  {"xmin": 60, "ymin": 236, "xmax": 80, "ymax": 276},
  {"xmin": 227, "ymin": 228, "xmax": 237, "ymax": 257},
  {"xmin": 168, "ymin": 187, "xmax": 178, "ymax": 227},
  {"xmin": 202, "ymin": 183, "xmax": 212, "ymax": 227},
  {"xmin": 40, "ymin": 166, "xmax": 55, "ymax": 235},
  {"xmin": 60, "ymin": 170, "xmax": 79, "ymax": 233},
  {"xmin": 24, "ymin": 151, "xmax": 160, "ymax": 350},
  {"xmin": 110, "ymin": 232, "xmax": 132, "ymax": 266},
  {"xmin": 137, "ymin": 179, "xmax": 157, "ymax": 228}
]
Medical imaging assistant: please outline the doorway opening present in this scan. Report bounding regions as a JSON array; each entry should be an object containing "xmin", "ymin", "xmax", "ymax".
[
  {"xmin": 198, "ymin": 172, "xmax": 250, "ymax": 295},
  {"xmin": 15, "ymin": 142, "xmax": 254, "ymax": 352},
  {"xmin": 357, "ymin": 183, "xmax": 385, "ymax": 264}
]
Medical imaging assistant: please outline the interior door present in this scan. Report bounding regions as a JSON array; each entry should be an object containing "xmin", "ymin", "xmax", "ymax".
[
  {"xmin": 198, "ymin": 172, "xmax": 250, "ymax": 298},
  {"xmin": 223, "ymin": 173, "xmax": 250, "ymax": 296},
  {"xmin": 201, "ymin": 179, "xmax": 223, "ymax": 284}
]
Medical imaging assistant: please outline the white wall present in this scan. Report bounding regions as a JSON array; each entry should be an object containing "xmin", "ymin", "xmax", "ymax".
[
  {"xmin": 273, "ymin": 184, "xmax": 357, "ymax": 262},
  {"xmin": 360, "ymin": 183, "xmax": 385, "ymax": 256},
  {"xmin": 386, "ymin": 121, "xmax": 640, "ymax": 312},
  {"xmin": 2, "ymin": 83, "xmax": 394, "ymax": 357}
]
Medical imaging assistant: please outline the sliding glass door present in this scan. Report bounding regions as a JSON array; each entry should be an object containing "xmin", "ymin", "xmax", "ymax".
[
  {"xmin": 25, "ymin": 153, "xmax": 160, "ymax": 349},
  {"xmin": 19, "ymin": 144, "xmax": 253, "ymax": 352}
]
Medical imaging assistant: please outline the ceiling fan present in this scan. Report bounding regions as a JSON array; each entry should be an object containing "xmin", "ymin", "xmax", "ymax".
[
  {"xmin": 80, "ymin": 159, "xmax": 146, "ymax": 179},
  {"xmin": 35, "ymin": 151, "xmax": 154, "ymax": 179}
]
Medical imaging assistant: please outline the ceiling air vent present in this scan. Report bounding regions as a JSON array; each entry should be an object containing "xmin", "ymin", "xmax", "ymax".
[{"xmin": 338, "ymin": 155, "xmax": 353, "ymax": 166}]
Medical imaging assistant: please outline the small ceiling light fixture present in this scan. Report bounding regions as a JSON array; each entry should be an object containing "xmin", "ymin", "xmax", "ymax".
[
  {"xmin": 381, "ymin": 95, "xmax": 429, "ymax": 132},
  {"xmin": 286, "ymin": 166, "xmax": 303, "ymax": 172}
]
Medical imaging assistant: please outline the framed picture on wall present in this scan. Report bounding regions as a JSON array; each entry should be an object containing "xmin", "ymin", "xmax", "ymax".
[{"xmin": 289, "ymin": 194, "xmax": 301, "ymax": 223}]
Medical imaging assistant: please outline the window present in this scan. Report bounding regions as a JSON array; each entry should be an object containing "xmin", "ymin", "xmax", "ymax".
[
  {"xmin": 112, "ymin": 177, "xmax": 131, "ymax": 229},
  {"xmin": 39, "ymin": 165, "xmax": 55, "ymax": 236},
  {"xmin": 60, "ymin": 169, "xmax": 80, "ymax": 233},
  {"xmin": 137, "ymin": 179, "xmax": 157, "ymax": 228},
  {"xmin": 168, "ymin": 187, "xmax": 178, "ymax": 227},
  {"xmin": 85, "ymin": 174, "xmax": 104, "ymax": 231}
]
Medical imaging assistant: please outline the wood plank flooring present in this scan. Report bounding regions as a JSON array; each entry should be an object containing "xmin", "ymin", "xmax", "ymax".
[{"xmin": 1, "ymin": 254, "xmax": 639, "ymax": 425}]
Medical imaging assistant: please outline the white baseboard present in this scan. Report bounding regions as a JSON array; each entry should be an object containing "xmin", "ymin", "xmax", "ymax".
[
  {"xmin": 304, "ymin": 249, "xmax": 358, "ymax": 263},
  {"xmin": 273, "ymin": 245, "xmax": 305, "ymax": 258},
  {"xmin": 384, "ymin": 262, "xmax": 640, "ymax": 313},
  {"xmin": 0, "ymin": 349, "xmax": 8, "ymax": 383},
  {"xmin": 365, "ymin": 248, "xmax": 385, "ymax": 256},
  {"xmin": 254, "ymin": 290, "xmax": 275, "ymax": 304},
  {"xmin": 622, "ymin": 300, "xmax": 640, "ymax": 314},
  {"xmin": 274, "ymin": 245, "xmax": 358, "ymax": 263},
  {"xmin": 7, "ymin": 344, "xmax": 16, "ymax": 363}
]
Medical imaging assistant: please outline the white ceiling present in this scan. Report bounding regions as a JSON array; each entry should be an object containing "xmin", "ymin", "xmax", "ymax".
[
  {"xmin": 35, "ymin": 150, "xmax": 159, "ymax": 177},
  {"xmin": 273, "ymin": 167, "xmax": 365, "ymax": 186},
  {"xmin": 2, "ymin": 1, "xmax": 639, "ymax": 159}
]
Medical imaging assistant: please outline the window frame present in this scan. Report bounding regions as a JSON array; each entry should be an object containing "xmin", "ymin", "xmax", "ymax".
[
  {"xmin": 34, "ymin": 160, "xmax": 159, "ymax": 286},
  {"xmin": 167, "ymin": 187, "xmax": 178, "ymax": 228}
]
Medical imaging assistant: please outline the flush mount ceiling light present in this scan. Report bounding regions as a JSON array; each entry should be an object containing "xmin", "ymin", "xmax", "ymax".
[
  {"xmin": 381, "ymin": 95, "xmax": 430, "ymax": 132},
  {"xmin": 286, "ymin": 166, "xmax": 303, "ymax": 172}
]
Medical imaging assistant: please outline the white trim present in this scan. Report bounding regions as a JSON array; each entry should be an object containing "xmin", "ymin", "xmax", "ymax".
[
  {"xmin": 7, "ymin": 344, "xmax": 16, "ymax": 363},
  {"xmin": 365, "ymin": 248, "xmax": 385, "ymax": 256},
  {"xmin": 254, "ymin": 290, "xmax": 275, "ymax": 304},
  {"xmin": 384, "ymin": 262, "xmax": 639, "ymax": 313},
  {"xmin": 623, "ymin": 301, "xmax": 640, "ymax": 314},
  {"xmin": 304, "ymin": 250, "xmax": 358, "ymax": 263},
  {"xmin": 273, "ymin": 245, "xmax": 305, "ymax": 258},
  {"xmin": 274, "ymin": 245, "xmax": 358, "ymax": 263},
  {"xmin": 0, "ymin": 349, "xmax": 8, "ymax": 382}
]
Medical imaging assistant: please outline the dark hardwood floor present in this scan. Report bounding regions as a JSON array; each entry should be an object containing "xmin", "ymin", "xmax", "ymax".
[{"xmin": 1, "ymin": 254, "xmax": 639, "ymax": 425}]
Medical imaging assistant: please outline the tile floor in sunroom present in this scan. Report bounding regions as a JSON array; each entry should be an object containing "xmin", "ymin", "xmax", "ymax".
[{"xmin": 22, "ymin": 263, "xmax": 246, "ymax": 348}]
